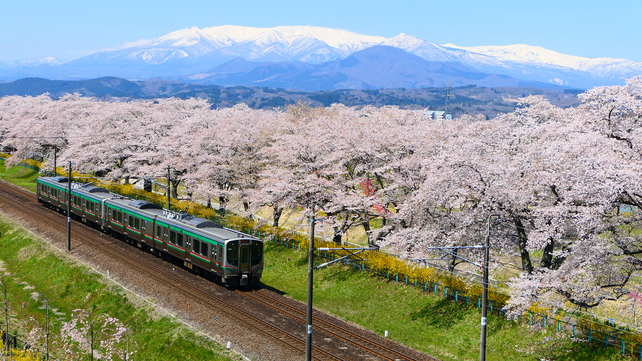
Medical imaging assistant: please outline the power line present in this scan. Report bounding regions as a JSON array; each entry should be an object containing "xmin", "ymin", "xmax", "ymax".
[{"xmin": 5, "ymin": 132, "xmax": 132, "ymax": 139}]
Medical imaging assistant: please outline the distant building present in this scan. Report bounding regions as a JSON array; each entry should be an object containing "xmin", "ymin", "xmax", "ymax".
[{"xmin": 423, "ymin": 110, "xmax": 452, "ymax": 120}]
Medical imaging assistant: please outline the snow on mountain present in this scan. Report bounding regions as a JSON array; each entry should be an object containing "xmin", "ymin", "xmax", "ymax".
[
  {"xmin": 444, "ymin": 43, "xmax": 642, "ymax": 79},
  {"xmin": 200, "ymin": 25, "xmax": 386, "ymax": 52},
  {"xmin": 3, "ymin": 25, "xmax": 642, "ymax": 88},
  {"xmin": 0, "ymin": 57, "xmax": 64, "ymax": 68},
  {"xmin": 128, "ymin": 25, "xmax": 386, "ymax": 64}
]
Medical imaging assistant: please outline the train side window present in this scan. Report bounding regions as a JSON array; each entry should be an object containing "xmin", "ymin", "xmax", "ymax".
[
  {"xmin": 176, "ymin": 233, "xmax": 183, "ymax": 247},
  {"xmin": 200, "ymin": 243, "xmax": 208, "ymax": 257},
  {"xmin": 118, "ymin": 212, "xmax": 123, "ymax": 223},
  {"xmin": 227, "ymin": 242, "xmax": 238, "ymax": 266},
  {"xmin": 193, "ymin": 239, "xmax": 200, "ymax": 254},
  {"xmin": 170, "ymin": 231, "xmax": 176, "ymax": 244},
  {"xmin": 157, "ymin": 226, "xmax": 162, "ymax": 238},
  {"xmin": 112, "ymin": 209, "xmax": 116, "ymax": 220},
  {"xmin": 133, "ymin": 218, "xmax": 140, "ymax": 230}
]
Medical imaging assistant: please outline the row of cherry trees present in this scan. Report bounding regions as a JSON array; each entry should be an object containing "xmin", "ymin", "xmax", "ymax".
[{"xmin": 1, "ymin": 78, "xmax": 642, "ymax": 316}]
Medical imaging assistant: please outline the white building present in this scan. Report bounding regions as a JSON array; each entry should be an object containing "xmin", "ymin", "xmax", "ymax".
[{"xmin": 424, "ymin": 110, "xmax": 452, "ymax": 120}]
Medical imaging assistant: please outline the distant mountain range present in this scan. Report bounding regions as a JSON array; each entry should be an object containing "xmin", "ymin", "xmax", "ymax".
[{"xmin": 1, "ymin": 25, "xmax": 641, "ymax": 90}]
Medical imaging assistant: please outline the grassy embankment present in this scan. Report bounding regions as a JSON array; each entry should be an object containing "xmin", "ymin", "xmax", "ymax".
[{"xmin": 0, "ymin": 162, "xmax": 635, "ymax": 360}]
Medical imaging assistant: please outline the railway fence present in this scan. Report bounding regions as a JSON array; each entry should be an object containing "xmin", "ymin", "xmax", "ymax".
[{"xmin": 0, "ymin": 327, "xmax": 54, "ymax": 360}]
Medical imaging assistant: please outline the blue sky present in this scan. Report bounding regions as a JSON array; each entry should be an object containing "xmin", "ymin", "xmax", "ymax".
[{"xmin": 1, "ymin": 0, "xmax": 640, "ymax": 62}]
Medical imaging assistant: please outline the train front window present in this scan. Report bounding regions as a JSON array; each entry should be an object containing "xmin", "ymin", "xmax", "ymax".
[
  {"xmin": 227, "ymin": 241, "xmax": 238, "ymax": 266},
  {"xmin": 252, "ymin": 242, "xmax": 263, "ymax": 265}
]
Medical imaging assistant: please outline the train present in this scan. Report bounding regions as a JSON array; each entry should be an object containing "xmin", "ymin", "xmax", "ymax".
[{"xmin": 36, "ymin": 176, "xmax": 263, "ymax": 287}]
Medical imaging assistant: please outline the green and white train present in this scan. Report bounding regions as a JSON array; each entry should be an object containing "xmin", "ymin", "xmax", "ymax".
[{"xmin": 36, "ymin": 176, "xmax": 263, "ymax": 287}]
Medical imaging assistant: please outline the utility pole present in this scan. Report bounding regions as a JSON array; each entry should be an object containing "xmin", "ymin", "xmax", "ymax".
[
  {"xmin": 3, "ymin": 277, "xmax": 8, "ymax": 355},
  {"xmin": 45, "ymin": 299, "xmax": 49, "ymax": 361},
  {"xmin": 480, "ymin": 215, "xmax": 498, "ymax": 361},
  {"xmin": 67, "ymin": 162, "xmax": 72, "ymax": 252},
  {"xmin": 53, "ymin": 147, "xmax": 57, "ymax": 177},
  {"xmin": 305, "ymin": 204, "xmax": 315, "ymax": 361},
  {"xmin": 90, "ymin": 323, "xmax": 94, "ymax": 361},
  {"xmin": 166, "ymin": 166, "xmax": 172, "ymax": 211}
]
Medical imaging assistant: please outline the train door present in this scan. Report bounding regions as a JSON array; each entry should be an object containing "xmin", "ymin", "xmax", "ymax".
[
  {"xmin": 239, "ymin": 241, "xmax": 251, "ymax": 285},
  {"xmin": 240, "ymin": 244, "xmax": 250, "ymax": 273}
]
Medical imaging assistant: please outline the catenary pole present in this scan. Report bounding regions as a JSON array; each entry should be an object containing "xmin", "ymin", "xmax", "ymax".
[
  {"xmin": 67, "ymin": 162, "xmax": 72, "ymax": 252},
  {"xmin": 53, "ymin": 147, "xmax": 57, "ymax": 177},
  {"xmin": 305, "ymin": 204, "xmax": 315, "ymax": 361},
  {"xmin": 3, "ymin": 277, "xmax": 8, "ymax": 355},
  {"xmin": 167, "ymin": 166, "xmax": 171, "ymax": 211},
  {"xmin": 45, "ymin": 300, "xmax": 49, "ymax": 360},
  {"xmin": 480, "ymin": 215, "xmax": 493, "ymax": 361},
  {"xmin": 90, "ymin": 323, "xmax": 94, "ymax": 361}
]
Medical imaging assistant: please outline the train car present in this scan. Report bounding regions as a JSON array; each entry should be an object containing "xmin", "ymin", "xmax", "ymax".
[
  {"xmin": 36, "ymin": 176, "xmax": 70, "ymax": 211},
  {"xmin": 36, "ymin": 176, "xmax": 263, "ymax": 287}
]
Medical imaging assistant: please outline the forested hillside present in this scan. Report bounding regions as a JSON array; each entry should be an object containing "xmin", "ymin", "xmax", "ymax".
[{"xmin": 0, "ymin": 77, "xmax": 580, "ymax": 118}]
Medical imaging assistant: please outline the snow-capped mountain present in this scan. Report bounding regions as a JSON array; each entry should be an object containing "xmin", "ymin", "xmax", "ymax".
[
  {"xmin": 0, "ymin": 57, "xmax": 64, "ymax": 68},
  {"xmin": 444, "ymin": 43, "xmax": 642, "ymax": 80},
  {"xmin": 2, "ymin": 25, "xmax": 641, "ymax": 89},
  {"xmin": 110, "ymin": 25, "xmax": 386, "ymax": 64}
]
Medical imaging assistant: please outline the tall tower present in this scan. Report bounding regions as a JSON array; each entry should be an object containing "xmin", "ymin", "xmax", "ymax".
[{"xmin": 445, "ymin": 81, "xmax": 452, "ymax": 119}]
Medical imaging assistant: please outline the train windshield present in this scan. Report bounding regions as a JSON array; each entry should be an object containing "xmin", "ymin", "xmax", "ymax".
[
  {"xmin": 227, "ymin": 241, "xmax": 238, "ymax": 267},
  {"xmin": 251, "ymin": 242, "xmax": 263, "ymax": 266}
]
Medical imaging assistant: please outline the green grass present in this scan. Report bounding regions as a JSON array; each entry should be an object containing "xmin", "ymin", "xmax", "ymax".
[
  {"xmin": 261, "ymin": 244, "xmax": 637, "ymax": 361},
  {"xmin": 0, "ymin": 161, "xmax": 39, "ymax": 192},
  {"xmin": 0, "ymin": 216, "xmax": 239, "ymax": 361}
]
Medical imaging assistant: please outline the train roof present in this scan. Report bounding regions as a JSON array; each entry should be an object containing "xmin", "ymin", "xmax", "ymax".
[
  {"xmin": 37, "ymin": 176, "xmax": 259, "ymax": 243},
  {"xmin": 103, "ymin": 196, "xmax": 255, "ymax": 242},
  {"xmin": 38, "ymin": 176, "xmax": 69, "ymax": 184},
  {"xmin": 78, "ymin": 184, "xmax": 110, "ymax": 193},
  {"xmin": 128, "ymin": 200, "xmax": 163, "ymax": 210}
]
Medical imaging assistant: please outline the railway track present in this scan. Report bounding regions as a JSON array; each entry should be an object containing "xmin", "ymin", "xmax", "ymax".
[
  {"xmin": 0, "ymin": 179, "xmax": 436, "ymax": 361},
  {"xmin": 239, "ymin": 289, "xmax": 425, "ymax": 361}
]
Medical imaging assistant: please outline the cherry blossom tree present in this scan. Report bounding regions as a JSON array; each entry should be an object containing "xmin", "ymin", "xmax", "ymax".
[{"xmin": 3, "ymin": 79, "xmax": 642, "ymax": 315}]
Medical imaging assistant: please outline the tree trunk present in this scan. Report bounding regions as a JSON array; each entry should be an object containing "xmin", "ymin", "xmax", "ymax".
[
  {"xmin": 272, "ymin": 206, "xmax": 283, "ymax": 228},
  {"xmin": 219, "ymin": 196, "xmax": 227, "ymax": 216},
  {"xmin": 171, "ymin": 179, "xmax": 180, "ymax": 198},
  {"xmin": 243, "ymin": 201, "xmax": 253, "ymax": 220},
  {"xmin": 448, "ymin": 248, "xmax": 458, "ymax": 272},
  {"xmin": 541, "ymin": 238, "xmax": 555, "ymax": 269},
  {"xmin": 514, "ymin": 216, "xmax": 533, "ymax": 274},
  {"xmin": 332, "ymin": 227, "xmax": 343, "ymax": 244},
  {"xmin": 362, "ymin": 221, "xmax": 374, "ymax": 246}
]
